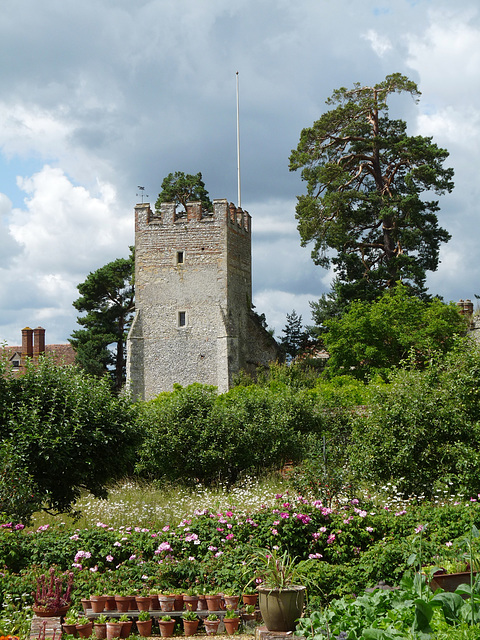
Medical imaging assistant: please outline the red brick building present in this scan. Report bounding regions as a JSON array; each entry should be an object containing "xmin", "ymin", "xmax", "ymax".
[{"xmin": 1, "ymin": 326, "xmax": 75, "ymax": 375}]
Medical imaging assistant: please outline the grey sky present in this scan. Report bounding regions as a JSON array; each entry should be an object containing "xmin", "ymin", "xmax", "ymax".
[{"xmin": 1, "ymin": 0, "xmax": 479, "ymax": 344}]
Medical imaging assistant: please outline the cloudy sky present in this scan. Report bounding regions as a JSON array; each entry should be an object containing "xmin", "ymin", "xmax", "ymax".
[{"xmin": 1, "ymin": 0, "xmax": 479, "ymax": 345}]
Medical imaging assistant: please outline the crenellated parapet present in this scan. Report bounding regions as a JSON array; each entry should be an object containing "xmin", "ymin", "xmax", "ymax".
[{"xmin": 135, "ymin": 199, "xmax": 250, "ymax": 234}]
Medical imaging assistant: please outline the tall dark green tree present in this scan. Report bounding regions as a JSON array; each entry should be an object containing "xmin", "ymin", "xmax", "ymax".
[
  {"xmin": 156, "ymin": 171, "xmax": 212, "ymax": 213},
  {"xmin": 70, "ymin": 249, "xmax": 134, "ymax": 391},
  {"xmin": 280, "ymin": 310, "xmax": 309, "ymax": 359},
  {"xmin": 289, "ymin": 73, "xmax": 454, "ymax": 318}
]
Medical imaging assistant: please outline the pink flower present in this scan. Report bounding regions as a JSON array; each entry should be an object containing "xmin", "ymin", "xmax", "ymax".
[
  {"xmin": 106, "ymin": 555, "xmax": 114, "ymax": 562},
  {"xmin": 308, "ymin": 553, "xmax": 323, "ymax": 559},
  {"xmin": 225, "ymin": 533, "xmax": 234, "ymax": 540},
  {"xmin": 445, "ymin": 541, "xmax": 453, "ymax": 547},
  {"xmin": 366, "ymin": 527, "xmax": 373, "ymax": 533},
  {"xmin": 271, "ymin": 529, "xmax": 278, "ymax": 535},
  {"xmin": 415, "ymin": 524, "xmax": 426, "ymax": 533},
  {"xmin": 327, "ymin": 534, "xmax": 336, "ymax": 544}
]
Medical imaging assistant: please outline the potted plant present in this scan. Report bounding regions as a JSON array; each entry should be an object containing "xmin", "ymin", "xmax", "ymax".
[
  {"xmin": 94, "ymin": 614, "xmax": 108, "ymax": 639},
  {"xmin": 223, "ymin": 608, "xmax": 240, "ymax": 635},
  {"xmin": 114, "ymin": 593, "xmax": 133, "ymax": 613},
  {"xmin": 90, "ymin": 594, "xmax": 107, "ymax": 614},
  {"xmin": 203, "ymin": 613, "xmax": 220, "ymax": 636},
  {"xmin": 63, "ymin": 611, "xmax": 79, "ymax": 636},
  {"xmin": 32, "ymin": 567, "xmax": 74, "ymax": 617},
  {"xmin": 250, "ymin": 547, "xmax": 306, "ymax": 632},
  {"xmin": 136, "ymin": 610, "xmax": 152, "ymax": 637},
  {"xmin": 242, "ymin": 587, "xmax": 258, "ymax": 608},
  {"xmin": 76, "ymin": 615, "xmax": 93, "ymax": 638},
  {"xmin": 106, "ymin": 618, "xmax": 122, "ymax": 640},
  {"xmin": 242, "ymin": 604, "xmax": 256, "ymax": 623},
  {"xmin": 182, "ymin": 610, "xmax": 199, "ymax": 636},
  {"xmin": 158, "ymin": 614, "xmax": 175, "ymax": 637},
  {"xmin": 118, "ymin": 614, "xmax": 132, "ymax": 638},
  {"xmin": 205, "ymin": 593, "xmax": 222, "ymax": 612},
  {"xmin": 158, "ymin": 592, "xmax": 176, "ymax": 612},
  {"xmin": 183, "ymin": 589, "xmax": 199, "ymax": 611},
  {"xmin": 135, "ymin": 592, "xmax": 151, "ymax": 611},
  {"xmin": 223, "ymin": 592, "xmax": 239, "ymax": 611}
]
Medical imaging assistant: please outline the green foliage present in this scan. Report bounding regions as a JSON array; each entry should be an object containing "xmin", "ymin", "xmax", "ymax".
[
  {"xmin": 323, "ymin": 284, "xmax": 467, "ymax": 379},
  {"xmin": 0, "ymin": 358, "xmax": 139, "ymax": 520},
  {"xmin": 156, "ymin": 171, "xmax": 212, "ymax": 212},
  {"xmin": 70, "ymin": 248, "xmax": 134, "ymax": 391},
  {"xmin": 290, "ymin": 73, "xmax": 454, "ymax": 312},
  {"xmin": 135, "ymin": 383, "xmax": 309, "ymax": 485},
  {"xmin": 280, "ymin": 310, "xmax": 310, "ymax": 359},
  {"xmin": 349, "ymin": 338, "xmax": 480, "ymax": 497}
]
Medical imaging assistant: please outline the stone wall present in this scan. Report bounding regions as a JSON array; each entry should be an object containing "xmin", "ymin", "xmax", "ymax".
[{"xmin": 126, "ymin": 199, "xmax": 280, "ymax": 400}]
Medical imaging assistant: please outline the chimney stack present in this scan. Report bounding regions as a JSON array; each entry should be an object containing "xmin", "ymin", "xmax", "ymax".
[
  {"xmin": 21, "ymin": 327, "xmax": 33, "ymax": 359},
  {"xmin": 33, "ymin": 326, "xmax": 45, "ymax": 358}
]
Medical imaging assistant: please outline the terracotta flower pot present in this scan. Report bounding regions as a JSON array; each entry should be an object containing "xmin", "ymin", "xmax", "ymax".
[
  {"xmin": 90, "ymin": 596, "xmax": 106, "ymax": 613},
  {"xmin": 158, "ymin": 619, "xmax": 175, "ymax": 637},
  {"xmin": 81, "ymin": 599, "xmax": 91, "ymax": 614},
  {"xmin": 205, "ymin": 595, "xmax": 222, "ymax": 611},
  {"xmin": 242, "ymin": 593, "xmax": 258, "ymax": 607},
  {"xmin": 120, "ymin": 620, "xmax": 133, "ymax": 638},
  {"xmin": 183, "ymin": 619, "xmax": 199, "ymax": 636},
  {"xmin": 33, "ymin": 605, "xmax": 70, "ymax": 618},
  {"xmin": 104, "ymin": 596, "xmax": 117, "ymax": 611},
  {"xmin": 183, "ymin": 595, "xmax": 199, "ymax": 611},
  {"xmin": 174, "ymin": 594, "xmax": 184, "ymax": 611},
  {"xmin": 149, "ymin": 595, "xmax": 160, "ymax": 610},
  {"xmin": 136, "ymin": 619, "xmax": 152, "ymax": 637},
  {"xmin": 203, "ymin": 619, "xmax": 220, "ymax": 635},
  {"xmin": 76, "ymin": 622, "xmax": 93, "ymax": 638},
  {"xmin": 224, "ymin": 617, "xmax": 240, "ymax": 634},
  {"xmin": 223, "ymin": 595, "xmax": 239, "ymax": 610},
  {"xmin": 94, "ymin": 623, "xmax": 107, "ymax": 639},
  {"xmin": 106, "ymin": 622, "xmax": 122, "ymax": 640},
  {"xmin": 135, "ymin": 596, "xmax": 151, "ymax": 611},
  {"xmin": 158, "ymin": 595, "xmax": 176, "ymax": 612},
  {"xmin": 62, "ymin": 623, "xmax": 78, "ymax": 636},
  {"xmin": 197, "ymin": 595, "xmax": 208, "ymax": 611},
  {"xmin": 114, "ymin": 597, "xmax": 132, "ymax": 613}
]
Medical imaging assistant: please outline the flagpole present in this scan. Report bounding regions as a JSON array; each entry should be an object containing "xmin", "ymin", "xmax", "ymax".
[{"xmin": 236, "ymin": 71, "xmax": 241, "ymax": 208}]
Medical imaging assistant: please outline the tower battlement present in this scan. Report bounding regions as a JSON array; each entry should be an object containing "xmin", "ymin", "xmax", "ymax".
[
  {"xmin": 135, "ymin": 199, "xmax": 250, "ymax": 234},
  {"xmin": 127, "ymin": 197, "xmax": 278, "ymax": 400}
]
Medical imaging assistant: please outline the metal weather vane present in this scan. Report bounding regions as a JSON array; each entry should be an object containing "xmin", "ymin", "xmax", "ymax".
[{"xmin": 136, "ymin": 186, "xmax": 149, "ymax": 203}]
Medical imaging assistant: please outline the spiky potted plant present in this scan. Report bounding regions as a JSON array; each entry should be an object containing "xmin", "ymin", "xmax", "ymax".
[{"xmin": 250, "ymin": 547, "xmax": 306, "ymax": 632}]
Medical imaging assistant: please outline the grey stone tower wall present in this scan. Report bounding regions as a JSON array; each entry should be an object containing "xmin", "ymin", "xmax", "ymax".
[{"xmin": 126, "ymin": 199, "xmax": 279, "ymax": 400}]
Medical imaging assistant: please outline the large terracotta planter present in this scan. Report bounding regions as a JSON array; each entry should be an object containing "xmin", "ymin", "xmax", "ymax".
[
  {"xmin": 136, "ymin": 619, "xmax": 152, "ymax": 637},
  {"xmin": 224, "ymin": 617, "xmax": 240, "ymax": 634},
  {"xmin": 258, "ymin": 586, "xmax": 305, "ymax": 632},
  {"xmin": 430, "ymin": 570, "xmax": 477, "ymax": 593},
  {"xmin": 205, "ymin": 595, "xmax": 222, "ymax": 611},
  {"xmin": 158, "ymin": 619, "xmax": 175, "ymax": 637},
  {"xmin": 106, "ymin": 622, "xmax": 122, "ymax": 640},
  {"xmin": 183, "ymin": 619, "xmax": 199, "ymax": 636}
]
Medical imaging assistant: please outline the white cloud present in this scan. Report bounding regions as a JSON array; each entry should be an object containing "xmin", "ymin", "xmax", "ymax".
[{"xmin": 362, "ymin": 29, "xmax": 393, "ymax": 57}]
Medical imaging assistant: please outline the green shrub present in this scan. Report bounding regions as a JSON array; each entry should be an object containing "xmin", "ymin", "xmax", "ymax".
[
  {"xmin": 349, "ymin": 338, "xmax": 480, "ymax": 497},
  {"xmin": 0, "ymin": 358, "xmax": 139, "ymax": 520},
  {"xmin": 135, "ymin": 383, "xmax": 309, "ymax": 484}
]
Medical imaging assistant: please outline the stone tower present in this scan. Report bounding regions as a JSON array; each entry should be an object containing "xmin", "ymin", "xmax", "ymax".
[{"xmin": 126, "ymin": 199, "xmax": 280, "ymax": 400}]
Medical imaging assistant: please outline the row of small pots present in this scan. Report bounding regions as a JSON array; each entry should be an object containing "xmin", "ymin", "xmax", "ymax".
[
  {"xmin": 64, "ymin": 615, "xmax": 244, "ymax": 638},
  {"xmin": 83, "ymin": 593, "xmax": 257, "ymax": 614}
]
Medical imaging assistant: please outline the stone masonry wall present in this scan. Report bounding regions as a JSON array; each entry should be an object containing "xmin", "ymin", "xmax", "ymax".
[{"xmin": 126, "ymin": 198, "xmax": 277, "ymax": 400}]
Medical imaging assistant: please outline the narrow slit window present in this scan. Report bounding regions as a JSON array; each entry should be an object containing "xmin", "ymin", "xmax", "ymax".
[
  {"xmin": 178, "ymin": 311, "xmax": 186, "ymax": 327},
  {"xmin": 176, "ymin": 250, "xmax": 185, "ymax": 265}
]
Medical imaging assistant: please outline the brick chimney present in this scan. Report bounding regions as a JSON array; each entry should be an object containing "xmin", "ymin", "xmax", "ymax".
[
  {"xmin": 21, "ymin": 327, "xmax": 33, "ymax": 358},
  {"xmin": 33, "ymin": 326, "xmax": 45, "ymax": 358}
]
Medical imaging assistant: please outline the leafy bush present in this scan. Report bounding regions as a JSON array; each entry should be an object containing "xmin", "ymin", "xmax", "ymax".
[
  {"xmin": 349, "ymin": 338, "xmax": 480, "ymax": 497},
  {"xmin": 135, "ymin": 383, "xmax": 310, "ymax": 484},
  {"xmin": 0, "ymin": 358, "xmax": 139, "ymax": 520}
]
